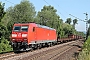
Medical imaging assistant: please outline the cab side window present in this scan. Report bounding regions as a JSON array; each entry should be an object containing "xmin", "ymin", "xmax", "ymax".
[{"xmin": 33, "ymin": 27, "xmax": 35, "ymax": 32}]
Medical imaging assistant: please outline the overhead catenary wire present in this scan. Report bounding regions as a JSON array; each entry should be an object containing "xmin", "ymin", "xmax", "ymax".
[
  {"xmin": 69, "ymin": 14, "xmax": 86, "ymax": 22},
  {"xmin": 43, "ymin": 0, "xmax": 49, "ymax": 5},
  {"xmin": 51, "ymin": 0, "xmax": 87, "ymax": 23},
  {"xmin": 52, "ymin": 0, "xmax": 69, "ymax": 15},
  {"xmin": 43, "ymin": 0, "xmax": 67, "ymax": 18},
  {"xmin": 51, "ymin": 0, "xmax": 79, "ymax": 20},
  {"xmin": 4, "ymin": 0, "xmax": 15, "ymax": 5}
]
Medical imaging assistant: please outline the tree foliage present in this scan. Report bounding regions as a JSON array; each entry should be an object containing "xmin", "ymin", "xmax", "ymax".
[
  {"xmin": 0, "ymin": 2, "xmax": 12, "ymax": 53},
  {"xmin": 0, "ymin": 2, "xmax": 5, "ymax": 22},
  {"xmin": 0, "ymin": 2, "xmax": 6, "ymax": 38},
  {"xmin": 63, "ymin": 23, "xmax": 74, "ymax": 36},
  {"xmin": 73, "ymin": 19, "xmax": 78, "ymax": 28},
  {"xmin": 6, "ymin": 0, "xmax": 36, "ymax": 26},
  {"xmin": 65, "ymin": 18, "xmax": 72, "ymax": 24},
  {"xmin": 0, "ymin": 37, "xmax": 12, "ymax": 52}
]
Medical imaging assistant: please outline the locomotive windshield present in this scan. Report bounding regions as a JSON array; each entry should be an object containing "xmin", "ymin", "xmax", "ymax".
[
  {"xmin": 21, "ymin": 26, "xmax": 28, "ymax": 32},
  {"xmin": 13, "ymin": 26, "xmax": 28, "ymax": 32},
  {"xmin": 14, "ymin": 26, "xmax": 21, "ymax": 31}
]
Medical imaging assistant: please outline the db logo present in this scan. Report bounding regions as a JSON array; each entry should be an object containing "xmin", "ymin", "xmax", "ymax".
[{"xmin": 18, "ymin": 33, "xmax": 21, "ymax": 37}]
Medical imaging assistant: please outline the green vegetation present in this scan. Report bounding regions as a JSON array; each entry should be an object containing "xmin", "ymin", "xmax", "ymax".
[
  {"xmin": 65, "ymin": 18, "xmax": 72, "ymax": 25},
  {"xmin": 78, "ymin": 36, "xmax": 90, "ymax": 60},
  {"xmin": 0, "ymin": 0, "xmax": 85, "ymax": 53},
  {"xmin": 0, "ymin": 37, "xmax": 12, "ymax": 53},
  {"xmin": 73, "ymin": 19, "xmax": 78, "ymax": 29},
  {"xmin": 0, "ymin": 2, "xmax": 12, "ymax": 53},
  {"xmin": 86, "ymin": 19, "xmax": 90, "ymax": 39},
  {"xmin": 78, "ymin": 19, "xmax": 90, "ymax": 60}
]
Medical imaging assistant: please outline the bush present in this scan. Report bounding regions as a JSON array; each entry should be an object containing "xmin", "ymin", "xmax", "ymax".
[
  {"xmin": 0, "ymin": 37, "xmax": 12, "ymax": 53},
  {"xmin": 83, "ymin": 36, "xmax": 90, "ymax": 51}
]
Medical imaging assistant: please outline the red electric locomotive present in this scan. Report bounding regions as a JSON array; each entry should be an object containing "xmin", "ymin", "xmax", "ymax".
[{"xmin": 11, "ymin": 23, "xmax": 57, "ymax": 52}]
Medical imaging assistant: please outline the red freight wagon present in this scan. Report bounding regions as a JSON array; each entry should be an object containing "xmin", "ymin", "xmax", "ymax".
[
  {"xmin": 68, "ymin": 34, "xmax": 77, "ymax": 40},
  {"xmin": 11, "ymin": 23, "xmax": 57, "ymax": 51},
  {"xmin": 68, "ymin": 34, "xmax": 75, "ymax": 38}
]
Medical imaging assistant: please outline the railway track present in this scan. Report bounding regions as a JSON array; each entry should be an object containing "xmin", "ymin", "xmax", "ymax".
[
  {"xmin": 0, "ymin": 39, "xmax": 84, "ymax": 60},
  {"xmin": 30, "ymin": 45, "xmax": 73, "ymax": 60},
  {"xmin": 24, "ymin": 40, "xmax": 80, "ymax": 60},
  {"xmin": 0, "ymin": 51, "xmax": 27, "ymax": 60},
  {"xmin": 0, "ymin": 53, "xmax": 15, "ymax": 59}
]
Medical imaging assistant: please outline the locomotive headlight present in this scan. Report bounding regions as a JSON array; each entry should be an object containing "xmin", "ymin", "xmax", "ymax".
[
  {"xmin": 22, "ymin": 34, "xmax": 27, "ymax": 37},
  {"xmin": 24, "ymin": 38, "xmax": 27, "ymax": 40},
  {"xmin": 12, "ymin": 34, "xmax": 17, "ymax": 37},
  {"xmin": 12, "ymin": 39, "xmax": 15, "ymax": 41}
]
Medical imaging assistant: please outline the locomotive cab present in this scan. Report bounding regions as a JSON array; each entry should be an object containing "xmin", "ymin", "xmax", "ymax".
[
  {"xmin": 12, "ymin": 25, "xmax": 28, "ymax": 42},
  {"xmin": 11, "ymin": 24, "xmax": 30, "ymax": 51}
]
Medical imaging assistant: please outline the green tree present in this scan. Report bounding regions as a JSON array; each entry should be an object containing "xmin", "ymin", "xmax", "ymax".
[
  {"xmin": 65, "ymin": 18, "xmax": 72, "ymax": 24},
  {"xmin": 37, "ymin": 5, "xmax": 57, "ymax": 25},
  {"xmin": 37, "ymin": 5, "xmax": 61, "ymax": 28},
  {"xmin": 0, "ymin": 2, "xmax": 12, "ymax": 53},
  {"xmin": 6, "ymin": 0, "xmax": 36, "ymax": 24},
  {"xmin": 62, "ymin": 23, "xmax": 75, "ymax": 37},
  {"xmin": 0, "ymin": 2, "xmax": 5, "ymax": 22},
  {"xmin": 73, "ymin": 19, "xmax": 78, "ymax": 29},
  {"xmin": 0, "ymin": 2, "xmax": 6, "ymax": 38}
]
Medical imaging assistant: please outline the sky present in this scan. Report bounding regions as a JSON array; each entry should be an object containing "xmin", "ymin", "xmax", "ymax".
[{"xmin": 0, "ymin": 0, "xmax": 90, "ymax": 32}]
